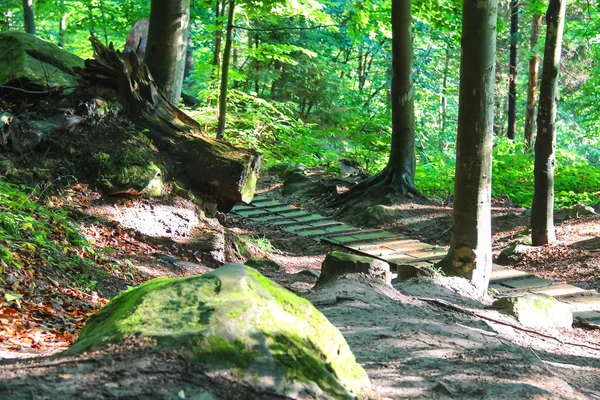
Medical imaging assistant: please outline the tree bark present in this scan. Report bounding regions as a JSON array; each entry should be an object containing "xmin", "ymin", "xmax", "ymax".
[
  {"xmin": 506, "ymin": 0, "xmax": 519, "ymax": 140},
  {"xmin": 144, "ymin": 0, "xmax": 190, "ymax": 106},
  {"xmin": 524, "ymin": 13, "xmax": 542, "ymax": 150},
  {"xmin": 331, "ymin": 0, "xmax": 419, "ymax": 209},
  {"xmin": 184, "ymin": 36, "xmax": 194, "ymax": 80},
  {"xmin": 531, "ymin": 0, "xmax": 566, "ymax": 246},
  {"xmin": 58, "ymin": 1, "xmax": 67, "ymax": 48},
  {"xmin": 216, "ymin": 0, "xmax": 235, "ymax": 139},
  {"xmin": 440, "ymin": 45, "xmax": 450, "ymax": 138},
  {"xmin": 77, "ymin": 36, "xmax": 262, "ymax": 211},
  {"xmin": 99, "ymin": 0, "xmax": 109, "ymax": 46},
  {"xmin": 211, "ymin": 0, "xmax": 225, "ymax": 84},
  {"xmin": 22, "ymin": 0, "xmax": 35, "ymax": 34},
  {"xmin": 437, "ymin": 0, "xmax": 498, "ymax": 295}
]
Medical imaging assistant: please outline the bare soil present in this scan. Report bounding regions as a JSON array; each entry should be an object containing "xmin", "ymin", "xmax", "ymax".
[{"xmin": 1, "ymin": 167, "xmax": 600, "ymax": 399}]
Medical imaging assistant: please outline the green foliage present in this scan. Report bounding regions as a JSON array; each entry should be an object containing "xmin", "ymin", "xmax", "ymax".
[{"xmin": 0, "ymin": 181, "xmax": 93, "ymax": 275}]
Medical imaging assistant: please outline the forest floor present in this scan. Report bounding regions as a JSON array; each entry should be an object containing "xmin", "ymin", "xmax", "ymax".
[{"xmin": 1, "ymin": 167, "xmax": 600, "ymax": 399}]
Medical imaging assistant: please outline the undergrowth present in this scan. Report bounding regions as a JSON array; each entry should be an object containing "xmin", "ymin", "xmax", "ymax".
[
  {"xmin": 186, "ymin": 91, "xmax": 599, "ymax": 210},
  {"xmin": 0, "ymin": 181, "xmax": 96, "ymax": 287}
]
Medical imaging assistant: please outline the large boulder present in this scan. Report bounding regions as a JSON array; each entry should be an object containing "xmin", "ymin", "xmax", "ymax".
[
  {"xmin": 68, "ymin": 264, "xmax": 371, "ymax": 399},
  {"xmin": 491, "ymin": 293, "xmax": 573, "ymax": 329},
  {"xmin": 318, "ymin": 251, "xmax": 391, "ymax": 286},
  {"xmin": 0, "ymin": 32, "xmax": 84, "ymax": 91}
]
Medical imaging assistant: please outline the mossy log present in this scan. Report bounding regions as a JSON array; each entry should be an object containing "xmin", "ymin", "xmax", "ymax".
[{"xmin": 76, "ymin": 35, "xmax": 261, "ymax": 211}]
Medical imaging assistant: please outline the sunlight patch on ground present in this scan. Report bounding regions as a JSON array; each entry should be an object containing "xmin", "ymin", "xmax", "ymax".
[{"xmin": 89, "ymin": 201, "xmax": 200, "ymax": 238}]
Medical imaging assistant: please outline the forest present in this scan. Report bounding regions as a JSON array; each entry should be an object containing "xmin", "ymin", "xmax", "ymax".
[{"xmin": 0, "ymin": 0, "xmax": 600, "ymax": 398}]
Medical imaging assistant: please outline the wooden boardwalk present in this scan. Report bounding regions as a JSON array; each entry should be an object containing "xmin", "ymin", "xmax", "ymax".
[{"xmin": 232, "ymin": 195, "xmax": 600, "ymax": 325}]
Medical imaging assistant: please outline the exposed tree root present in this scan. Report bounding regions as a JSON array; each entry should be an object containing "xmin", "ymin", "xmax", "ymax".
[{"xmin": 330, "ymin": 166, "xmax": 422, "ymax": 212}]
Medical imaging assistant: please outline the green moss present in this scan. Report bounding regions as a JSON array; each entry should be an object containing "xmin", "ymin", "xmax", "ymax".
[
  {"xmin": 0, "ymin": 32, "xmax": 84, "ymax": 89},
  {"xmin": 69, "ymin": 264, "xmax": 370, "ymax": 397}
]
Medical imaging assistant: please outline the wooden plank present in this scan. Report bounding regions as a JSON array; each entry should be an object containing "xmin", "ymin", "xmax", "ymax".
[
  {"xmin": 283, "ymin": 225, "xmax": 312, "ymax": 233},
  {"xmin": 298, "ymin": 229, "xmax": 328, "ymax": 237},
  {"xmin": 265, "ymin": 205, "xmax": 295, "ymax": 213},
  {"xmin": 360, "ymin": 248, "xmax": 404, "ymax": 258},
  {"xmin": 500, "ymin": 276, "xmax": 555, "ymax": 289},
  {"xmin": 383, "ymin": 254, "xmax": 420, "ymax": 264},
  {"xmin": 273, "ymin": 220, "xmax": 304, "ymax": 227},
  {"xmin": 236, "ymin": 209, "xmax": 270, "ymax": 217},
  {"xmin": 324, "ymin": 224, "xmax": 356, "ymax": 233},
  {"xmin": 244, "ymin": 200, "xmax": 282, "ymax": 209},
  {"xmin": 345, "ymin": 239, "xmax": 418, "ymax": 251},
  {"xmin": 351, "ymin": 231, "xmax": 395, "ymax": 241},
  {"xmin": 531, "ymin": 284, "xmax": 587, "ymax": 297},
  {"xmin": 490, "ymin": 269, "xmax": 532, "ymax": 282},
  {"xmin": 251, "ymin": 195, "xmax": 272, "ymax": 203},
  {"xmin": 253, "ymin": 215, "xmax": 288, "ymax": 222},
  {"xmin": 295, "ymin": 214, "xmax": 327, "ymax": 222},
  {"xmin": 573, "ymin": 311, "xmax": 600, "ymax": 322},
  {"xmin": 278, "ymin": 210, "xmax": 310, "ymax": 218},
  {"xmin": 293, "ymin": 222, "xmax": 340, "ymax": 232},
  {"xmin": 563, "ymin": 294, "xmax": 600, "ymax": 312},
  {"xmin": 384, "ymin": 242, "xmax": 434, "ymax": 252}
]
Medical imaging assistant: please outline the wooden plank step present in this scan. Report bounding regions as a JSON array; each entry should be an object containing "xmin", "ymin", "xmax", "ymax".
[
  {"xmin": 251, "ymin": 196, "xmax": 274, "ymax": 203},
  {"xmin": 253, "ymin": 215, "xmax": 290, "ymax": 222},
  {"xmin": 384, "ymin": 242, "xmax": 436, "ymax": 253},
  {"xmin": 573, "ymin": 310, "xmax": 600, "ymax": 323},
  {"xmin": 500, "ymin": 276, "xmax": 556, "ymax": 289},
  {"xmin": 346, "ymin": 239, "xmax": 419, "ymax": 251},
  {"xmin": 563, "ymin": 294, "xmax": 600, "ymax": 312},
  {"xmin": 265, "ymin": 205, "xmax": 295, "ymax": 213},
  {"xmin": 351, "ymin": 231, "xmax": 396, "ymax": 241},
  {"xmin": 326, "ymin": 229, "xmax": 379, "ymax": 239},
  {"xmin": 490, "ymin": 269, "xmax": 532, "ymax": 282},
  {"xmin": 360, "ymin": 247, "xmax": 406, "ymax": 258},
  {"xmin": 530, "ymin": 284, "xmax": 589, "ymax": 298},
  {"xmin": 293, "ymin": 222, "xmax": 341, "ymax": 232},
  {"xmin": 232, "ymin": 204, "xmax": 257, "ymax": 212},
  {"xmin": 242, "ymin": 200, "xmax": 282, "ymax": 209},
  {"xmin": 294, "ymin": 214, "xmax": 328, "ymax": 222},
  {"xmin": 236, "ymin": 209, "xmax": 271, "ymax": 217},
  {"xmin": 273, "ymin": 220, "xmax": 306, "ymax": 227}
]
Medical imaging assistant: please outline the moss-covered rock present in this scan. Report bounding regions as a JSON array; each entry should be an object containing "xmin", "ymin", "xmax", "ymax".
[
  {"xmin": 0, "ymin": 32, "xmax": 84, "ymax": 90},
  {"xmin": 318, "ymin": 251, "xmax": 391, "ymax": 286},
  {"xmin": 355, "ymin": 205, "xmax": 399, "ymax": 227},
  {"xmin": 491, "ymin": 294, "xmax": 573, "ymax": 329},
  {"xmin": 68, "ymin": 264, "xmax": 371, "ymax": 398},
  {"xmin": 90, "ymin": 133, "xmax": 165, "ymax": 197}
]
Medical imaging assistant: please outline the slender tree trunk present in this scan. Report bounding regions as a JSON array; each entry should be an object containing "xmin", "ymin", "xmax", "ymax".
[
  {"xmin": 22, "ymin": 0, "xmax": 35, "ymax": 34},
  {"xmin": 100, "ymin": 0, "xmax": 109, "ymax": 46},
  {"xmin": 531, "ymin": 0, "xmax": 566, "ymax": 246},
  {"xmin": 58, "ymin": 1, "xmax": 67, "ymax": 48},
  {"xmin": 506, "ymin": 0, "xmax": 519, "ymax": 140},
  {"xmin": 144, "ymin": 0, "xmax": 190, "ymax": 106},
  {"xmin": 254, "ymin": 32, "xmax": 259, "ymax": 95},
  {"xmin": 440, "ymin": 45, "xmax": 450, "ymax": 137},
  {"xmin": 331, "ymin": 0, "xmax": 419, "ymax": 209},
  {"xmin": 438, "ymin": 0, "xmax": 498, "ymax": 295},
  {"xmin": 216, "ymin": 0, "xmax": 235, "ymax": 139},
  {"xmin": 184, "ymin": 36, "xmax": 194, "ymax": 80},
  {"xmin": 211, "ymin": 0, "xmax": 224, "ymax": 83},
  {"xmin": 524, "ymin": 13, "xmax": 542, "ymax": 150}
]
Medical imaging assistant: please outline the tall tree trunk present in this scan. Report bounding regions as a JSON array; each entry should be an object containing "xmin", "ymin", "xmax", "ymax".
[
  {"xmin": 145, "ymin": 0, "xmax": 190, "ymax": 106},
  {"xmin": 524, "ymin": 13, "xmax": 542, "ymax": 150},
  {"xmin": 216, "ymin": 0, "xmax": 235, "ymax": 139},
  {"xmin": 531, "ymin": 0, "xmax": 566, "ymax": 246},
  {"xmin": 211, "ymin": 0, "xmax": 225, "ymax": 83},
  {"xmin": 331, "ymin": 0, "xmax": 419, "ymax": 209},
  {"xmin": 58, "ymin": 1, "xmax": 67, "ymax": 48},
  {"xmin": 440, "ymin": 45, "xmax": 450, "ymax": 138},
  {"xmin": 438, "ymin": 0, "xmax": 498, "ymax": 295},
  {"xmin": 100, "ymin": 0, "xmax": 108, "ymax": 46},
  {"xmin": 506, "ymin": 0, "xmax": 519, "ymax": 140},
  {"xmin": 184, "ymin": 36, "xmax": 193, "ymax": 80},
  {"xmin": 22, "ymin": 0, "xmax": 35, "ymax": 34}
]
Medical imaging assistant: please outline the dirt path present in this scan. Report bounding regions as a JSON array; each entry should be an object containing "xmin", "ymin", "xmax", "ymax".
[{"xmin": 1, "ymin": 170, "xmax": 600, "ymax": 398}]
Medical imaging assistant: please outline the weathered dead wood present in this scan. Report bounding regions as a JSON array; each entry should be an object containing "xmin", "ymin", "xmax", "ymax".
[{"xmin": 75, "ymin": 35, "xmax": 261, "ymax": 211}]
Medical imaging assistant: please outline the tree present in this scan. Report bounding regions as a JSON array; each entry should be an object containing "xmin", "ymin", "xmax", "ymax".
[
  {"xmin": 22, "ymin": 0, "xmax": 35, "ymax": 34},
  {"xmin": 437, "ymin": 0, "xmax": 498, "ymax": 294},
  {"xmin": 216, "ymin": 0, "xmax": 235, "ymax": 139},
  {"xmin": 531, "ymin": 0, "xmax": 566, "ymax": 246},
  {"xmin": 144, "ymin": 0, "xmax": 190, "ymax": 106},
  {"xmin": 506, "ymin": 0, "xmax": 519, "ymax": 140},
  {"xmin": 524, "ymin": 12, "xmax": 543, "ymax": 150},
  {"xmin": 332, "ymin": 0, "xmax": 419, "ymax": 208}
]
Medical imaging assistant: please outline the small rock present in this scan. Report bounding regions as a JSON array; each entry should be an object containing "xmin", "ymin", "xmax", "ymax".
[
  {"xmin": 431, "ymin": 381, "xmax": 456, "ymax": 396},
  {"xmin": 491, "ymin": 293, "xmax": 573, "ymax": 329},
  {"xmin": 317, "ymin": 251, "xmax": 391, "ymax": 286},
  {"xmin": 570, "ymin": 204, "xmax": 596, "ymax": 218},
  {"xmin": 245, "ymin": 258, "xmax": 284, "ymax": 272},
  {"xmin": 355, "ymin": 205, "xmax": 398, "ymax": 227},
  {"xmin": 338, "ymin": 160, "xmax": 361, "ymax": 178},
  {"xmin": 5, "ymin": 275, "xmax": 17, "ymax": 285},
  {"xmin": 296, "ymin": 268, "xmax": 320, "ymax": 279},
  {"xmin": 395, "ymin": 263, "xmax": 436, "ymax": 281}
]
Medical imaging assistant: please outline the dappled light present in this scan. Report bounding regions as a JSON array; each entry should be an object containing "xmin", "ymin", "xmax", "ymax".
[{"xmin": 1, "ymin": 0, "xmax": 600, "ymax": 397}]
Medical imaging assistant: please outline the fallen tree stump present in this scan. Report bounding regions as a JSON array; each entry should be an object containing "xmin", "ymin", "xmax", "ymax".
[{"xmin": 76, "ymin": 35, "xmax": 261, "ymax": 211}]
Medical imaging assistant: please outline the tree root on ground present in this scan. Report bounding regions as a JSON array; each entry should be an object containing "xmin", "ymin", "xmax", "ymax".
[{"xmin": 330, "ymin": 167, "xmax": 422, "ymax": 213}]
